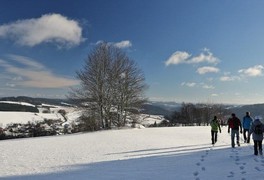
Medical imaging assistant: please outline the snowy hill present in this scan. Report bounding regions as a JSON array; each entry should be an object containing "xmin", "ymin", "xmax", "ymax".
[
  {"xmin": 0, "ymin": 101, "xmax": 72, "ymax": 127},
  {"xmin": 1, "ymin": 126, "xmax": 264, "ymax": 180},
  {"xmin": 0, "ymin": 99, "xmax": 168, "ymax": 129}
]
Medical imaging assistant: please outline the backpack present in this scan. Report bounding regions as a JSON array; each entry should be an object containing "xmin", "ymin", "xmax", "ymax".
[
  {"xmin": 229, "ymin": 117, "xmax": 240, "ymax": 129},
  {"xmin": 254, "ymin": 124, "xmax": 263, "ymax": 135}
]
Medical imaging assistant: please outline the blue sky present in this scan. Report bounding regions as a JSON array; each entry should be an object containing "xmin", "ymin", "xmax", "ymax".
[{"xmin": 1, "ymin": 0, "xmax": 264, "ymax": 104}]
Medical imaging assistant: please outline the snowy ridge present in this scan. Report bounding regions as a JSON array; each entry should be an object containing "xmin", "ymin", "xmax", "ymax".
[
  {"xmin": 1, "ymin": 126, "xmax": 264, "ymax": 180},
  {"xmin": 0, "ymin": 101, "xmax": 36, "ymax": 107}
]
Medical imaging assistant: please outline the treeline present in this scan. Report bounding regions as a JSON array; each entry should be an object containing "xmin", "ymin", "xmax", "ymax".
[
  {"xmin": 0, "ymin": 103, "xmax": 39, "ymax": 112},
  {"xmin": 167, "ymin": 102, "xmax": 231, "ymax": 126}
]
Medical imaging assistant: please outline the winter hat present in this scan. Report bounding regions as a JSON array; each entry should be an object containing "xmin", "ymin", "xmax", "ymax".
[{"xmin": 255, "ymin": 116, "xmax": 262, "ymax": 120}]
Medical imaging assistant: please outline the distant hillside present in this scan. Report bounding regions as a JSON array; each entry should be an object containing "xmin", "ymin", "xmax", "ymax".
[
  {"xmin": 142, "ymin": 102, "xmax": 264, "ymax": 119},
  {"xmin": 147, "ymin": 101, "xmax": 181, "ymax": 112},
  {"xmin": 228, "ymin": 103, "xmax": 264, "ymax": 119},
  {"xmin": 0, "ymin": 96, "xmax": 71, "ymax": 106},
  {"xmin": 140, "ymin": 104, "xmax": 174, "ymax": 116},
  {"xmin": 2, "ymin": 96, "xmax": 264, "ymax": 118}
]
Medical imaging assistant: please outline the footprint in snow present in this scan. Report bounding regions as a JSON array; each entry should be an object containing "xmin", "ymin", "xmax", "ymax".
[
  {"xmin": 201, "ymin": 167, "xmax": 206, "ymax": 171},
  {"xmin": 227, "ymin": 171, "xmax": 234, "ymax": 178},
  {"xmin": 255, "ymin": 167, "xmax": 261, "ymax": 171},
  {"xmin": 193, "ymin": 171, "xmax": 199, "ymax": 176},
  {"xmin": 241, "ymin": 171, "xmax": 246, "ymax": 174}
]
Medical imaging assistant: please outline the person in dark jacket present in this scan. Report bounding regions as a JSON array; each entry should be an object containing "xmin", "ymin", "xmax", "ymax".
[
  {"xmin": 242, "ymin": 112, "xmax": 253, "ymax": 143},
  {"xmin": 249, "ymin": 116, "xmax": 264, "ymax": 156},
  {"xmin": 228, "ymin": 113, "xmax": 242, "ymax": 148},
  {"xmin": 210, "ymin": 116, "xmax": 221, "ymax": 145}
]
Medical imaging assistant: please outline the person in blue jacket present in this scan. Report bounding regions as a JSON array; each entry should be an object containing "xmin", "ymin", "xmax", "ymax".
[{"xmin": 242, "ymin": 112, "xmax": 253, "ymax": 143}]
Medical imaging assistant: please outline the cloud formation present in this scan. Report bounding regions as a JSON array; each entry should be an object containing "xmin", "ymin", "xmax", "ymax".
[
  {"xmin": 114, "ymin": 40, "xmax": 132, "ymax": 48},
  {"xmin": 220, "ymin": 75, "xmax": 240, "ymax": 81},
  {"xmin": 196, "ymin": 66, "xmax": 219, "ymax": 74},
  {"xmin": 181, "ymin": 82, "xmax": 196, "ymax": 87},
  {"xmin": 165, "ymin": 51, "xmax": 191, "ymax": 66},
  {"xmin": 202, "ymin": 84, "xmax": 215, "ymax": 89},
  {"xmin": 0, "ymin": 55, "xmax": 79, "ymax": 88},
  {"xmin": 165, "ymin": 49, "xmax": 219, "ymax": 66},
  {"xmin": 238, "ymin": 65, "xmax": 264, "ymax": 77},
  {"xmin": 96, "ymin": 40, "xmax": 132, "ymax": 49},
  {"xmin": 181, "ymin": 82, "xmax": 214, "ymax": 89},
  {"xmin": 0, "ymin": 13, "xmax": 84, "ymax": 47}
]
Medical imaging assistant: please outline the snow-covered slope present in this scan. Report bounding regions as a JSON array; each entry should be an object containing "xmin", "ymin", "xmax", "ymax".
[
  {"xmin": 0, "ymin": 100, "xmax": 165, "ymax": 128},
  {"xmin": 0, "ymin": 101, "xmax": 76, "ymax": 127},
  {"xmin": 1, "ymin": 126, "xmax": 263, "ymax": 180},
  {"xmin": 0, "ymin": 112, "xmax": 65, "ymax": 127}
]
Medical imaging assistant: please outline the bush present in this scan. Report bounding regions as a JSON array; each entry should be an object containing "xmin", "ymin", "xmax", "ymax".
[
  {"xmin": 77, "ymin": 115, "xmax": 100, "ymax": 132},
  {"xmin": 1, "ymin": 119, "xmax": 65, "ymax": 140}
]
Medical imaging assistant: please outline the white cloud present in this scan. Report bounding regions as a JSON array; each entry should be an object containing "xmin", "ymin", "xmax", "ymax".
[
  {"xmin": 182, "ymin": 82, "xmax": 215, "ymax": 89},
  {"xmin": 114, "ymin": 40, "xmax": 132, "ymax": 48},
  {"xmin": 238, "ymin": 65, "xmax": 264, "ymax": 77},
  {"xmin": 181, "ymin": 82, "xmax": 196, "ymax": 87},
  {"xmin": 0, "ymin": 13, "xmax": 84, "ymax": 47},
  {"xmin": 7, "ymin": 54, "xmax": 45, "ymax": 69},
  {"xmin": 165, "ymin": 51, "xmax": 191, "ymax": 66},
  {"xmin": 202, "ymin": 84, "xmax": 215, "ymax": 89},
  {"xmin": 220, "ymin": 76, "xmax": 240, "ymax": 81},
  {"xmin": 196, "ymin": 66, "xmax": 219, "ymax": 74},
  {"xmin": 95, "ymin": 40, "xmax": 132, "ymax": 49},
  {"xmin": 165, "ymin": 48, "xmax": 220, "ymax": 66},
  {"xmin": 189, "ymin": 49, "xmax": 219, "ymax": 65},
  {"xmin": 0, "ymin": 55, "xmax": 79, "ymax": 88}
]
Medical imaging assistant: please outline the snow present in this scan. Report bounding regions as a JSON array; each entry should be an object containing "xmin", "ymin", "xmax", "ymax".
[
  {"xmin": 138, "ymin": 114, "xmax": 165, "ymax": 127},
  {"xmin": 0, "ymin": 112, "xmax": 64, "ymax": 127},
  {"xmin": 0, "ymin": 104, "xmax": 79, "ymax": 127},
  {"xmin": 1, "ymin": 126, "xmax": 264, "ymax": 180},
  {"xmin": 0, "ymin": 101, "xmax": 36, "ymax": 107}
]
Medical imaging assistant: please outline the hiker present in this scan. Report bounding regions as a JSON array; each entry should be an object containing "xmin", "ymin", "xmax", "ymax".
[
  {"xmin": 210, "ymin": 116, "xmax": 221, "ymax": 145},
  {"xmin": 242, "ymin": 112, "xmax": 253, "ymax": 143},
  {"xmin": 228, "ymin": 113, "xmax": 242, "ymax": 148},
  {"xmin": 249, "ymin": 116, "xmax": 264, "ymax": 155}
]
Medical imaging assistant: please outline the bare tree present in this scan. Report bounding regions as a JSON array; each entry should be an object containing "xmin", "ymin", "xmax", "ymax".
[{"xmin": 69, "ymin": 42, "xmax": 147, "ymax": 130}]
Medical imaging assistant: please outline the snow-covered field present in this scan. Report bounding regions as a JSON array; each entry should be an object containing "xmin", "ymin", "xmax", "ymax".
[
  {"xmin": 1, "ymin": 126, "xmax": 264, "ymax": 180},
  {"xmin": 0, "ymin": 112, "xmax": 65, "ymax": 127},
  {"xmin": 0, "ymin": 101, "xmax": 79, "ymax": 127}
]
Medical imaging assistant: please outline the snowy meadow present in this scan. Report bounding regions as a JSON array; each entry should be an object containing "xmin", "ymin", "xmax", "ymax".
[{"xmin": 1, "ymin": 126, "xmax": 264, "ymax": 180}]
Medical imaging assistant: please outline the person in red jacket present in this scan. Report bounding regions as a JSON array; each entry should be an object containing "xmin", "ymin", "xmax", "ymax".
[{"xmin": 228, "ymin": 113, "xmax": 242, "ymax": 148}]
